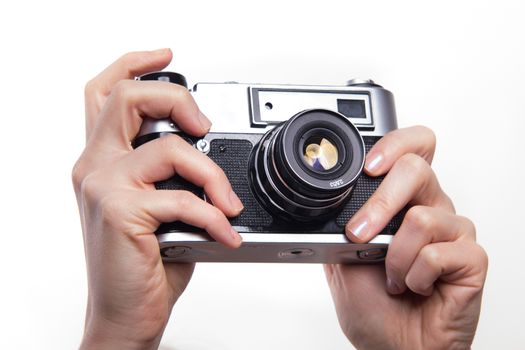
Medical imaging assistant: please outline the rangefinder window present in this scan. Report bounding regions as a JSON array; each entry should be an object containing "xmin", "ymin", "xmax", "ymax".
[{"xmin": 249, "ymin": 87, "xmax": 374, "ymax": 128}]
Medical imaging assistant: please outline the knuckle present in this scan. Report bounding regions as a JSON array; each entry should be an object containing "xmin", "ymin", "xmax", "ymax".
[
  {"xmin": 157, "ymin": 134, "xmax": 188, "ymax": 160},
  {"xmin": 415, "ymin": 125, "xmax": 437, "ymax": 149},
  {"xmin": 112, "ymin": 78, "xmax": 128, "ymax": 93},
  {"xmin": 397, "ymin": 153, "xmax": 433, "ymax": 190},
  {"xmin": 206, "ymin": 165, "xmax": 227, "ymax": 184},
  {"xmin": 379, "ymin": 131, "xmax": 404, "ymax": 153},
  {"xmin": 419, "ymin": 245, "xmax": 440, "ymax": 268},
  {"xmin": 208, "ymin": 207, "xmax": 225, "ymax": 224},
  {"xmin": 437, "ymin": 192, "xmax": 456, "ymax": 213},
  {"xmin": 77, "ymin": 172, "xmax": 123, "ymax": 228},
  {"xmin": 84, "ymin": 78, "xmax": 98, "ymax": 98},
  {"xmin": 421, "ymin": 125, "xmax": 437, "ymax": 161},
  {"xmin": 157, "ymin": 133, "xmax": 182, "ymax": 151},
  {"xmin": 170, "ymin": 86, "xmax": 198, "ymax": 118},
  {"xmin": 368, "ymin": 189, "xmax": 394, "ymax": 216},
  {"xmin": 98, "ymin": 193, "xmax": 127, "ymax": 226},
  {"xmin": 71, "ymin": 158, "xmax": 86, "ymax": 190},
  {"xmin": 171, "ymin": 83, "xmax": 192, "ymax": 101},
  {"xmin": 173, "ymin": 190, "xmax": 195, "ymax": 209},
  {"xmin": 405, "ymin": 277, "xmax": 430, "ymax": 297},
  {"xmin": 111, "ymin": 79, "xmax": 135, "ymax": 101},
  {"xmin": 477, "ymin": 244, "xmax": 489, "ymax": 272},
  {"xmin": 426, "ymin": 128, "xmax": 437, "ymax": 152},
  {"xmin": 404, "ymin": 206, "xmax": 436, "ymax": 233},
  {"xmin": 459, "ymin": 216, "xmax": 477, "ymax": 240},
  {"xmin": 464, "ymin": 242, "xmax": 489, "ymax": 282},
  {"xmin": 78, "ymin": 171, "xmax": 101, "ymax": 202},
  {"xmin": 398, "ymin": 153, "xmax": 429, "ymax": 175},
  {"xmin": 202, "ymin": 207, "xmax": 226, "ymax": 232},
  {"xmin": 386, "ymin": 254, "xmax": 405, "ymax": 279}
]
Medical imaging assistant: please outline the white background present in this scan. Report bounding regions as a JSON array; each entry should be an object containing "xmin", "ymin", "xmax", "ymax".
[{"xmin": 0, "ymin": 1, "xmax": 524, "ymax": 349}]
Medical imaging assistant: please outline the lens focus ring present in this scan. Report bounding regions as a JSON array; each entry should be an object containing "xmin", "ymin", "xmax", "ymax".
[{"xmin": 250, "ymin": 109, "xmax": 365, "ymax": 221}]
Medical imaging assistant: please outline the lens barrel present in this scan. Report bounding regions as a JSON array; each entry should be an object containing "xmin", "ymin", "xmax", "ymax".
[{"xmin": 250, "ymin": 109, "xmax": 365, "ymax": 221}]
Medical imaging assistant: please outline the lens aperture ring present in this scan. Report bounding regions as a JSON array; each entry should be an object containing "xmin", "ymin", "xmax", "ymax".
[
  {"xmin": 250, "ymin": 130, "xmax": 354, "ymax": 220},
  {"xmin": 249, "ymin": 109, "xmax": 365, "ymax": 221}
]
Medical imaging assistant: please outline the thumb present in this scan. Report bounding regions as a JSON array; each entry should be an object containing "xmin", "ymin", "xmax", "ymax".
[
  {"xmin": 324, "ymin": 264, "xmax": 387, "ymax": 317},
  {"xmin": 164, "ymin": 263, "xmax": 195, "ymax": 304}
]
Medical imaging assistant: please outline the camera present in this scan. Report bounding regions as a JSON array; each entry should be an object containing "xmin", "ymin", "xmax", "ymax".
[{"xmin": 133, "ymin": 72, "xmax": 404, "ymax": 263}]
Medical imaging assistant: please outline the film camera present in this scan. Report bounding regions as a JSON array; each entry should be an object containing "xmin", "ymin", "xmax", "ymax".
[{"xmin": 133, "ymin": 72, "xmax": 404, "ymax": 263}]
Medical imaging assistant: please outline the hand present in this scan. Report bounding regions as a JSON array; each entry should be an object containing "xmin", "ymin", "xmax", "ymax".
[
  {"xmin": 72, "ymin": 49, "xmax": 244, "ymax": 350},
  {"xmin": 324, "ymin": 126, "xmax": 488, "ymax": 350}
]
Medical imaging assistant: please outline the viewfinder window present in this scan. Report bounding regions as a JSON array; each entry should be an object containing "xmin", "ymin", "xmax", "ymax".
[{"xmin": 337, "ymin": 99, "xmax": 366, "ymax": 119}]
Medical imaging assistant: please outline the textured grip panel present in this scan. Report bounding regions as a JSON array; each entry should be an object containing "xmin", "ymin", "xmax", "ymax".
[
  {"xmin": 335, "ymin": 136, "xmax": 406, "ymax": 235},
  {"xmin": 155, "ymin": 138, "xmax": 273, "ymax": 233},
  {"xmin": 209, "ymin": 139, "xmax": 273, "ymax": 227},
  {"xmin": 156, "ymin": 135, "xmax": 405, "ymax": 236},
  {"xmin": 335, "ymin": 175, "xmax": 406, "ymax": 235}
]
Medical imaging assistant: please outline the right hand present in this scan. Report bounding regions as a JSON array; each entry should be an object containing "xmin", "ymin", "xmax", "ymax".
[
  {"xmin": 324, "ymin": 126, "xmax": 488, "ymax": 350},
  {"xmin": 72, "ymin": 49, "xmax": 244, "ymax": 350}
]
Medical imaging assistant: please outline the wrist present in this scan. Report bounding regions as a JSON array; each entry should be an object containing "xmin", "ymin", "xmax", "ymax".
[
  {"xmin": 80, "ymin": 333, "xmax": 158, "ymax": 350},
  {"xmin": 80, "ymin": 315, "xmax": 164, "ymax": 350}
]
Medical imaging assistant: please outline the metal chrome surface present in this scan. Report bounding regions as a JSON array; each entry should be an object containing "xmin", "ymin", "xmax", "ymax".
[
  {"xmin": 158, "ymin": 232, "xmax": 392, "ymax": 263},
  {"xmin": 137, "ymin": 81, "xmax": 397, "ymax": 138}
]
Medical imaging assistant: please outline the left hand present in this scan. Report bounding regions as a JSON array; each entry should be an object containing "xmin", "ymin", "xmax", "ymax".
[
  {"xmin": 73, "ymin": 49, "xmax": 243, "ymax": 349},
  {"xmin": 324, "ymin": 126, "xmax": 488, "ymax": 350}
]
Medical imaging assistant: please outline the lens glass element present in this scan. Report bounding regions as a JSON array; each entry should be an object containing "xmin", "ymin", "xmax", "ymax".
[{"xmin": 303, "ymin": 137, "xmax": 338, "ymax": 172}]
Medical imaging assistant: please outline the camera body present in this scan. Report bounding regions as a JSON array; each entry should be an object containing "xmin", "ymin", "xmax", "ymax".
[{"xmin": 134, "ymin": 72, "xmax": 404, "ymax": 263}]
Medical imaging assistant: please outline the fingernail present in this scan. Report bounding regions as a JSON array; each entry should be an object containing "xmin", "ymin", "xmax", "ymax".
[
  {"xmin": 230, "ymin": 227, "xmax": 242, "ymax": 243},
  {"xmin": 346, "ymin": 218, "xmax": 369, "ymax": 240},
  {"xmin": 198, "ymin": 111, "xmax": 212, "ymax": 131},
  {"xmin": 386, "ymin": 277, "xmax": 403, "ymax": 294},
  {"xmin": 366, "ymin": 153, "xmax": 383, "ymax": 173},
  {"xmin": 153, "ymin": 48, "xmax": 171, "ymax": 54},
  {"xmin": 229, "ymin": 190, "xmax": 244, "ymax": 212}
]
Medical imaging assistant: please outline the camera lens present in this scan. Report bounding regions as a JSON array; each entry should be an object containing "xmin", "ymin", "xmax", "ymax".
[
  {"xmin": 303, "ymin": 136, "xmax": 338, "ymax": 172},
  {"xmin": 250, "ymin": 109, "xmax": 365, "ymax": 221}
]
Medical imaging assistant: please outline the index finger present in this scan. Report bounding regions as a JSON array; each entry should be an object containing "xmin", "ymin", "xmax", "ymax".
[
  {"xmin": 364, "ymin": 126, "xmax": 437, "ymax": 176},
  {"xmin": 88, "ymin": 79, "xmax": 211, "ymax": 151},
  {"xmin": 122, "ymin": 134, "xmax": 244, "ymax": 218},
  {"xmin": 84, "ymin": 49, "xmax": 173, "ymax": 138}
]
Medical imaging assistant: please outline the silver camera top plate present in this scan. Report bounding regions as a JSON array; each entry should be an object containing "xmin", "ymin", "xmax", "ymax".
[{"xmin": 137, "ymin": 81, "xmax": 397, "ymax": 138}]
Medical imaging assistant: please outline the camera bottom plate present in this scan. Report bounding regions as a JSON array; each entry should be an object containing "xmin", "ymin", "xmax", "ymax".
[{"xmin": 157, "ymin": 232, "xmax": 392, "ymax": 263}]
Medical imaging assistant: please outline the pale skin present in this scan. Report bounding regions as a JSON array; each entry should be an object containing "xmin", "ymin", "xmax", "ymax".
[{"xmin": 73, "ymin": 49, "xmax": 488, "ymax": 350}]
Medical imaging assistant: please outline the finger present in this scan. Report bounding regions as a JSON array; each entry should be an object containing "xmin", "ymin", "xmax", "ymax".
[
  {"xmin": 365, "ymin": 126, "xmax": 436, "ymax": 176},
  {"xmin": 132, "ymin": 189, "xmax": 242, "ymax": 248},
  {"xmin": 385, "ymin": 206, "xmax": 476, "ymax": 294},
  {"xmin": 405, "ymin": 241, "xmax": 488, "ymax": 296},
  {"xmin": 85, "ymin": 48, "xmax": 173, "ymax": 137},
  {"xmin": 346, "ymin": 153, "xmax": 454, "ymax": 243},
  {"xmin": 89, "ymin": 79, "xmax": 211, "ymax": 148},
  {"xmin": 120, "ymin": 134, "xmax": 243, "ymax": 217}
]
